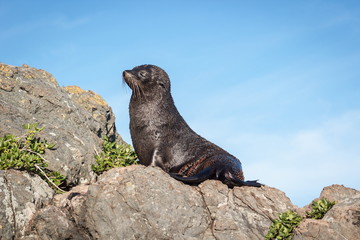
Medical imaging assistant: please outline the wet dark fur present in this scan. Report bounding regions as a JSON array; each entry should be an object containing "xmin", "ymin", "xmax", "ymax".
[{"xmin": 123, "ymin": 65, "xmax": 261, "ymax": 187}]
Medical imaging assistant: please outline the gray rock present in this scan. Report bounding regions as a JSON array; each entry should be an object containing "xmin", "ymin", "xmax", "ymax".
[
  {"xmin": 23, "ymin": 166, "xmax": 297, "ymax": 240},
  {"xmin": 83, "ymin": 165, "xmax": 210, "ymax": 240},
  {"xmin": 0, "ymin": 170, "xmax": 54, "ymax": 240},
  {"xmin": 0, "ymin": 63, "xmax": 122, "ymax": 185},
  {"xmin": 320, "ymin": 184, "xmax": 360, "ymax": 202},
  {"xmin": 23, "ymin": 184, "xmax": 91, "ymax": 240},
  {"xmin": 25, "ymin": 206, "xmax": 89, "ymax": 240},
  {"xmin": 63, "ymin": 85, "xmax": 124, "ymax": 144},
  {"xmin": 7, "ymin": 165, "xmax": 360, "ymax": 240},
  {"xmin": 199, "ymin": 181, "xmax": 296, "ymax": 240},
  {"xmin": 70, "ymin": 166, "xmax": 296, "ymax": 240},
  {"xmin": 294, "ymin": 185, "xmax": 360, "ymax": 240}
]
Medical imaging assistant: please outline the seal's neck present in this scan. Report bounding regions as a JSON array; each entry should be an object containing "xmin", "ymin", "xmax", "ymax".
[{"xmin": 131, "ymin": 90, "xmax": 174, "ymax": 107}]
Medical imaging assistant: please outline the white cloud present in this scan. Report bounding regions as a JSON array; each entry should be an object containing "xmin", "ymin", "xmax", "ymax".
[{"xmin": 232, "ymin": 110, "xmax": 360, "ymax": 207}]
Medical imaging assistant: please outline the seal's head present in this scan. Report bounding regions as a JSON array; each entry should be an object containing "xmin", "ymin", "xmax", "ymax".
[{"xmin": 123, "ymin": 64, "xmax": 171, "ymax": 100}]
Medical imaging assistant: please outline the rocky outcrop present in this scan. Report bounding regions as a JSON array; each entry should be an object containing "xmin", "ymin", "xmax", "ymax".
[
  {"xmin": 294, "ymin": 185, "xmax": 360, "ymax": 240},
  {"xmin": 1, "ymin": 63, "xmax": 359, "ymax": 239},
  {"xmin": 20, "ymin": 166, "xmax": 297, "ymax": 240},
  {"xmin": 63, "ymin": 85, "xmax": 122, "ymax": 143},
  {"xmin": 0, "ymin": 166, "xmax": 360, "ymax": 240},
  {"xmin": 0, "ymin": 63, "xmax": 123, "ymax": 186},
  {"xmin": 0, "ymin": 170, "xmax": 54, "ymax": 239},
  {"xmin": 2, "ymin": 167, "xmax": 358, "ymax": 240}
]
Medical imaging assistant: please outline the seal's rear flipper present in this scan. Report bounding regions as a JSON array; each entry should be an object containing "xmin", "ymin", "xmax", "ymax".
[
  {"xmin": 170, "ymin": 167, "xmax": 215, "ymax": 184},
  {"xmin": 228, "ymin": 174, "xmax": 263, "ymax": 187},
  {"xmin": 242, "ymin": 180, "xmax": 263, "ymax": 187},
  {"xmin": 171, "ymin": 167, "xmax": 263, "ymax": 187}
]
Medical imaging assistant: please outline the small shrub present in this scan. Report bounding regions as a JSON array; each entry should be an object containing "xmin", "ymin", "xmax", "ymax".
[
  {"xmin": 306, "ymin": 198, "xmax": 336, "ymax": 219},
  {"xmin": 265, "ymin": 210, "xmax": 303, "ymax": 240},
  {"xmin": 265, "ymin": 197, "xmax": 337, "ymax": 239},
  {"xmin": 0, "ymin": 123, "xmax": 66, "ymax": 192},
  {"xmin": 92, "ymin": 136, "xmax": 138, "ymax": 175}
]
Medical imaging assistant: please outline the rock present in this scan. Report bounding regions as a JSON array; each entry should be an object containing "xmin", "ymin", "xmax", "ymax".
[
  {"xmin": 25, "ymin": 166, "xmax": 296, "ymax": 240},
  {"xmin": 63, "ymin": 85, "xmax": 124, "ymax": 143},
  {"xmin": 319, "ymin": 184, "xmax": 360, "ymax": 202},
  {"xmin": 24, "ymin": 185, "xmax": 91, "ymax": 240},
  {"xmin": 0, "ymin": 63, "xmax": 122, "ymax": 185},
  {"xmin": 25, "ymin": 206, "xmax": 89, "ymax": 240},
  {"xmin": 294, "ymin": 185, "xmax": 360, "ymax": 240},
  {"xmin": 6, "ymin": 165, "xmax": 359, "ymax": 240},
  {"xmin": 0, "ymin": 170, "xmax": 54, "ymax": 240},
  {"xmin": 83, "ymin": 166, "xmax": 210, "ymax": 240},
  {"xmin": 200, "ymin": 181, "xmax": 296, "ymax": 239}
]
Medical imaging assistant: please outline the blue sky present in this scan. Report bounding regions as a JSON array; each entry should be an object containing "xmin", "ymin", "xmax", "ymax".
[{"xmin": 1, "ymin": 1, "xmax": 359, "ymax": 207}]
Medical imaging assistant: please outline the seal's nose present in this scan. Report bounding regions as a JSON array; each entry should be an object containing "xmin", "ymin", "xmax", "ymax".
[{"xmin": 123, "ymin": 70, "xmax": 129, "ymax": 78}]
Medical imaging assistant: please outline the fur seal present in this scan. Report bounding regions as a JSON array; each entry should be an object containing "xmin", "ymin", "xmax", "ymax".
[{"xmin": 123, "ymin": 64, "xmax": 261, "ymax": 187}]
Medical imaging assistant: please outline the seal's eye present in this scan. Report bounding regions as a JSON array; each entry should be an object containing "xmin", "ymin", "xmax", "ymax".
[
  {"xmin": 159, "ymin": 82, "xmax": 166, "ymax": 89},
  {"xmin": 138, "ymin": 71, "xmax": 148, "ymax": 79}
]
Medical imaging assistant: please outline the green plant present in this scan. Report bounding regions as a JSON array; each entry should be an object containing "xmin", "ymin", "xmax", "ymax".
[
  {"xmin": 265, "ymin": 210, "xmax": 303, "ymax": 240},
  {"xmin": 0, "ymin": 123, "xmax": 66, "ymax": 192},
  {"xmin": 306, "ymin": 198, "xmax": 336, "ymax": 219},
  {"xmin": 92, "ymin": 136, "xmax": 138, "ymax": 175}
]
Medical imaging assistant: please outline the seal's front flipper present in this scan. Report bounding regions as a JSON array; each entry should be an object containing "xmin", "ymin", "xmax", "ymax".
[{"xmin": 170, "ymin": 167, "xmax": 215, "ymax": 184}]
